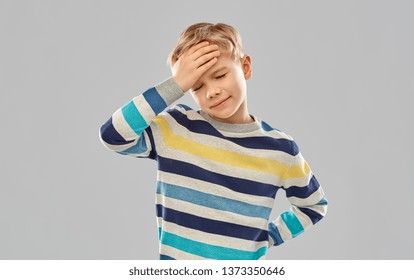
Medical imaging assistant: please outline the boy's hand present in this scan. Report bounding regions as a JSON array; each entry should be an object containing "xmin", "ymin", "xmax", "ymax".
[{"xmin": 171, "ymin": 41, "xmax": 220, "ymax": 93}]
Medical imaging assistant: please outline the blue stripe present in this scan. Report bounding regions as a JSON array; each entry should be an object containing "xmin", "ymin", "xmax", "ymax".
[
  {"xmin": 145, "ymin": 126, "xmax": 157, "ymax": 160},
  {"xmin": 261, "ymin": 120, "xmax": 280, "ymax": 132},
  {"xmin": 160, "ymin": 254, "xmax": 175, "ymax": 260},
  {"xmin": 143, "ymin": 87, "xmax": 167, "ymax": 115},
  {"xmin": 281, "ymin": 211, "xmax": 304, "ymax": 238},
  {"xmin": 285, "ymin": 176, "xmax": 320, "ymax": 199},
  {"xmin": 156, "ymin": 205, "xmax": 268, "ymax": 242},
  {"xmin": 298, "ymin": 207, "xmax": 324, "ymax": 224},
  {"xmin": 100, "ymin": 117, "xmax": 134, "ymax": 145},
  {"xmin": 157, "ymin": 181, "xmax": 272, "ymax": 219},
  {"xmin": 176, "ymin": 104, "xmax": 192, "ymax": 111},
  {"xmin": 159, "ymin": 229, "xmax": 267, "ymax": 260},
  {"xmin": 121, "ymin": 100, "xmax": 148, "ymax": 135},
  {"xmin": 158, "ymin": 156, "xmax": 278, "ymax": 198},
  {"xmin": 290, "ymin": 141, "xmax": 299, "ymax": 156},
  {"xmin": 120, "ymin": 136, "xmax": 148, "ymax": 154},
  {"xmin": 268, "ymin": 223, "xmax": 284, "ymax": 246},
  {"xmin": 167, "ymin": 108, "xmax": 297, "ymax": 155}
]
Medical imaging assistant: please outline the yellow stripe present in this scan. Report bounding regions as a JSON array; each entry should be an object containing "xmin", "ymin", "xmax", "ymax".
[{"xmin": 155, "ymin": 116, "xmax": 310, "ymax": 180}]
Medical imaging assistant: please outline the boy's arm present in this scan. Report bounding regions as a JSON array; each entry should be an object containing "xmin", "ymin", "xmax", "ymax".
[
  {"xmin": 99, "ymin": 41, "xmax": 220, "ymax": 157},
  {"xmin": 99, "ymin": 78, "xmax": 184, "ymax": 158},
  {"xmin": 268, "ymin": 141, "xmax": 328, "ymax": 247}
]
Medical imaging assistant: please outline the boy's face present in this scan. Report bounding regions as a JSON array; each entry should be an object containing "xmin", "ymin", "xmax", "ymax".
[{"xmin": 189, "ymin": 48, "xmax": 252, "ymax": 124}]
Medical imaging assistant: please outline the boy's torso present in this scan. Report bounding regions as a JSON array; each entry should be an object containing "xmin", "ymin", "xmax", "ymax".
[{"xmin": 148, "ymin": 105, "xmax": 296, "ymax": 260}]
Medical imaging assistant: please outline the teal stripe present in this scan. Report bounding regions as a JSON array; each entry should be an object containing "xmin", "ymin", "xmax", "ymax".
[
  {"xmin": 281, "ymin": 211, "xmax": 304, "ymax": 238},
  {"xmin": 317, "ymin": 197, "xmax": 328, "ymax": 205},
  {"xmin": 157, "ymin": 181, "xmax": 272, "ymax": 219},
  {"xmin": 121, "ymin": 100, "xmax": 148, "ymax": 135},
  {"xmin": 159, "ymin": 228, "xmax": 267, "ymax": 260}
]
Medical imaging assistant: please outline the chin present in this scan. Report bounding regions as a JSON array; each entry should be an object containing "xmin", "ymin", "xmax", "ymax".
[{"xmin": 211, "ymin": 112, "xmax": 236, "ymax": 122}]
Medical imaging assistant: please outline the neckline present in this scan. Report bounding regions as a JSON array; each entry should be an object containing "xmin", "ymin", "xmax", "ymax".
[{"xmin": 199, "ymin": 110, "xmax": 261, "ymax": 133}]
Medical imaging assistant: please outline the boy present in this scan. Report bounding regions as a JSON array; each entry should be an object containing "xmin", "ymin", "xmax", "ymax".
[{"xmin": 99, "ymin": 22, "xmax": 327, "ymax": 260}]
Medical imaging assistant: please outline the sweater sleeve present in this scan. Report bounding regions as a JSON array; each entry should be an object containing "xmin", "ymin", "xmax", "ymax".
[
  {"xmin": 268, "ymin": 140, "xmax": 328, "ymax": 247},
  {"xmin": 99, "ymin": 77, "xmax": 184, "ymax": 158}
]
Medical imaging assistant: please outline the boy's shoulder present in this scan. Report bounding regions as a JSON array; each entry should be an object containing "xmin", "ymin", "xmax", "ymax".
[
  {"xmin": 156, "ymin": 104, "xmax": 299, "ymax": 156},
  {"xmin": 165, "ymin": 104, "xmax": 294, "ymax": 138}
]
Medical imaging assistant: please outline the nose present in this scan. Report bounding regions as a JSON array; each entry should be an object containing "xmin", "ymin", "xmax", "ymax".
[{"xmin": 206, "ymin": 87, "xmax": 221, "ymax": 99}]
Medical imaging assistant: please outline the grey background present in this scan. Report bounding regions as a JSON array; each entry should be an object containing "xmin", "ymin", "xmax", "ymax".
[{"xmin": 1, "ymin": 0, "xmax": 413, "ymax": 259}]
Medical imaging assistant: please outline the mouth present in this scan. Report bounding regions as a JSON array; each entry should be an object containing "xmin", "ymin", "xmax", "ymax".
[{"xmin": 210, "ymin": 97, "xmax": 230, "ymax": 108}]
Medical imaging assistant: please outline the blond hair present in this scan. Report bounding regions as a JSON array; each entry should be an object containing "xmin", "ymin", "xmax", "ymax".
[{"xmin": 168, "ymin": 22, "xmax": 244, "ymax": 66}]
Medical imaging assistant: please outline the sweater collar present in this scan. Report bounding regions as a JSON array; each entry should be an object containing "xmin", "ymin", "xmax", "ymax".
[{"xmin": 199, "ymin": 110, "xmax": 261, "ymax": 133}]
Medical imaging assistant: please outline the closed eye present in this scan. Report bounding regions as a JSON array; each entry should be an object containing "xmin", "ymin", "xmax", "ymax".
[
  {"xmin": 216, "ymin": 73, "xmax": 227, "ymax": 79},
  {"xmin": 193, "ymin": 85, "xmax": 203, "ymax": 92}
]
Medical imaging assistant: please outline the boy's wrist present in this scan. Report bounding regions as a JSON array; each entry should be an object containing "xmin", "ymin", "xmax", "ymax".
[
  {"xmin": 154, "ymin": 77, "xmax": 185, "ymax": 106},
  {"xmin": 172, "ymin": 75, "xmax": 190, "ymax": 93}
]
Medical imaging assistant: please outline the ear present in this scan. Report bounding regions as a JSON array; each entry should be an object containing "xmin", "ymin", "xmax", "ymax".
[{"xmin": 241, "ymin": 54, "xmax": 252, "ymax": 80}]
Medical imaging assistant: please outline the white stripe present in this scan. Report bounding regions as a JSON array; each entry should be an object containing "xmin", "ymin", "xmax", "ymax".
[{"xmin": 272, "ymin": 218, "xmax": 293, "ymax": 242}]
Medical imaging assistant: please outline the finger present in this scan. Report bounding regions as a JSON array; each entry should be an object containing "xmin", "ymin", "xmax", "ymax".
[
  {"xmin": 195, "ymin": 57, "xmax": 218, "ymax": 74},
  {"xmin": 194, "ymin": 50, "xmax": 220, "ymax": 67},
  {"xmin": 191, "ymin": 44, "xmax": 219, "ymax": 60},
  {"xmin": 188, "ymin": 41, "xmax": 210, "ymax": 54}
]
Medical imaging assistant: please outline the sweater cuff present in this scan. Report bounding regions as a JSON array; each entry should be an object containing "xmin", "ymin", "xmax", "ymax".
[{"xmin": 155, "ymin": 77, "xmax": 185, "ymax": 106}]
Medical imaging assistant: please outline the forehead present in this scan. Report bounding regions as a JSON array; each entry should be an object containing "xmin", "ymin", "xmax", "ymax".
[{"xmin": 206, "ymin": 50, "xmax": 238, "ymax": 73}]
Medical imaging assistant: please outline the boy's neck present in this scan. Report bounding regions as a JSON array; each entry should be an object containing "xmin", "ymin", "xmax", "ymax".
[
  {"xmin": 208, "ymin": 112, "xmax": 253, "ymax": 124},
  {"xmin": 200, "ymin": 110, "xmax": 260, "ymax": 133}
]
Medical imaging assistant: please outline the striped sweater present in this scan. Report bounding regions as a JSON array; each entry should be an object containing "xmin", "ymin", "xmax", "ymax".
[{"xmin": 99, "ymin": 77, "xmax": 328, "ymax": 260}]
